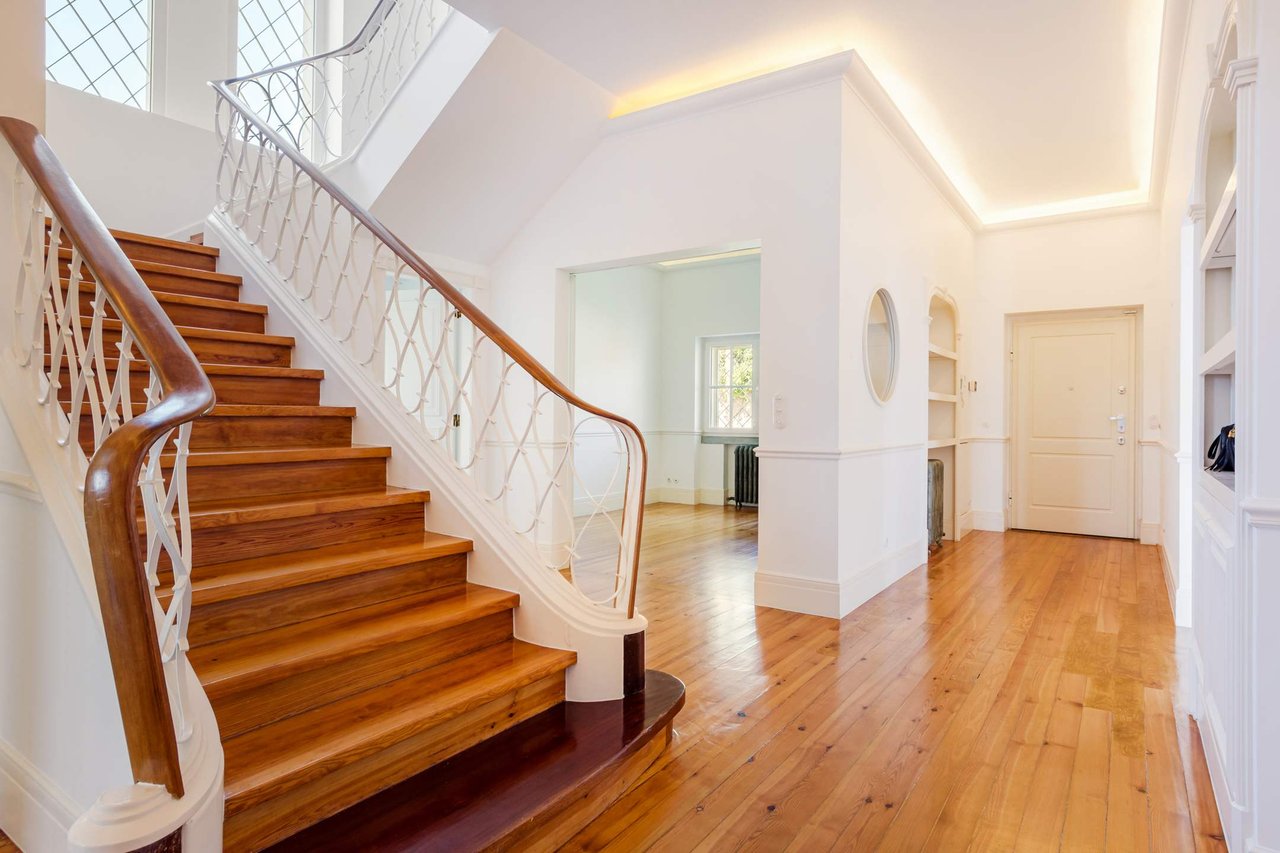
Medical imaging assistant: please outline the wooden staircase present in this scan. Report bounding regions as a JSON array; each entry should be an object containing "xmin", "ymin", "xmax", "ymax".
[{"xmin": 53, "ymin": 226, "xmax": 673, "ymax": 851}]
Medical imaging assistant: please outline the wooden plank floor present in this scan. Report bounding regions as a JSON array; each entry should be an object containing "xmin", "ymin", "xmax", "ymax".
[
  {"xmin": 0, "ymin": 829, "xmax": 18, "ymax": 853},
  {"xmin": 567, "ymin": 504, "xmax": 1225, "ymax": 851}
]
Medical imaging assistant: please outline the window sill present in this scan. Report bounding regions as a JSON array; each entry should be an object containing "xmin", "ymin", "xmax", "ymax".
[{"xmin": 701, "ymin": 434, "xmax": 759, "ymax": 445}]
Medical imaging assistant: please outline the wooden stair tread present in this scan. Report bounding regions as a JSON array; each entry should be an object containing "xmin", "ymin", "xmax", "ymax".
[
  {"xmin": 55, "ymin": 247, "xmax": 239, "ymax": 284},
  {"xmin": 48, "ymin": 220, "xmax": 220, "ymax": 259},
  {"xmin": 93, "ymin": 403, "xmax": 354, "ymax": 420},
  {"xmin": 222, "ymin": 641, "xmax": 578, "ymax": 814},
  {"xmin": 185, "ymin": 532, "xmax": 473, "ymax": 606},
  {"xmin": 46, "ymin": 359, "xmax": 319, "ymax": 380},
  {"xmin": 191, "ymin": 584, "xmax": 517, "ymax": 696},
  {"xmin": 90, "ymin": 316, "xmax": 293, "ymax": 347},
  {"xmin": 176, "ymin": 445, "xmax": 390, "ymax": 468},
  {"xmin": 60, "ymin": 278, "xmax": 266, "ymax": 316},
  {"xmin": 266, "ymin": 671, "xmax": 685, "ymax": 853},
  {"xmin": 184, "ymin": 487, "xmax": 428, "ymax": 528}
]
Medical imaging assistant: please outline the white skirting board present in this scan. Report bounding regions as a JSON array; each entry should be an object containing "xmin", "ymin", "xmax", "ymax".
[
  {"xmin": 0, "ymin": 737, "xmax": 80, "ymax": 853},
  {"xmin": 755, "ymin": 538, "xmax": 925, "ymax": 618},
  {"xmin": 971, "ymin": 509, "xmax": 1007, "ymax": 532}
]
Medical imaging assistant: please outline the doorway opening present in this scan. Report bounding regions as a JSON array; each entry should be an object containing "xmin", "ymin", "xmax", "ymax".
[
  {"xmin": 1009, "ymin": 308, "xmax": 1141, "ymax": 539},
  {"xmin": 568, "ymin": 249, "xmax": 762, "ymax": 594}
]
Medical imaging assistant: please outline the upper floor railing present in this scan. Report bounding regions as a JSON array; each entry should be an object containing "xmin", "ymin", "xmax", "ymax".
[
  {"xmin": 0, "ymin": 117, "xmax": 214, "ymax": 796},
  {"xmin": 211, "ymin": 1, "xmax": 647, "ymax": 616},
  {"xmin": 223, "ymin": 0, "xmax": 448, "ymax": 167}
]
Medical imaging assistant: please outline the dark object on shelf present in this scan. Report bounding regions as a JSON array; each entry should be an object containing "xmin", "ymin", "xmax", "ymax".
[
  {"xmin": 1207, "ymin": 423, "xmax": 1236, "ymax": 472},
  {"xmin": 927, "ymin": 458, "xmax": 944, "ymax": 552},
  {"xmin": 730, "ymin": 444, "xmax": 759, "ymax": 508}
]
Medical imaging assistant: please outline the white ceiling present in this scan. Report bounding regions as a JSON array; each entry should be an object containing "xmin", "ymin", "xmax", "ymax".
[{"xmin": 449, "ymin": 0, "xmax": 1169, "ymax": 225}]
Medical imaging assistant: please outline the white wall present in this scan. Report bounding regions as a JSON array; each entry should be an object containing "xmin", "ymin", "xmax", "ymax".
[
  {"xmin": 656, "ymin": 259, "xmax": 761, "ymax": 504},
  {"xmin": 0, "ymin": 406, "xmax": 132, "ymax": 852},
  {"xmin": 488, "ymin": 66, "xmax": 845, "ymax": 614},
  {"xmin": 833, "ymin": 81, "xmax": 976, "ymax": 614},
  {"xmin": 573, "ymin": 258, "xmax": 762, "ymax": 509},
  {"xmin": 46, "ymin": 84, "xmax": 220, "ymax": 236},
  {"xmin": 971, "ymin": 211, "xmax": 1167, "ymax": 546},
  {"xmin": 0, "ymin": 0, "xmax": 45, "ymax": 128}
]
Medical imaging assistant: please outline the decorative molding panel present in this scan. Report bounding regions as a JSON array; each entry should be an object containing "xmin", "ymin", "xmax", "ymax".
[{"xmin": 0, "ymin": 471, "xmax": 41, "ymax": 503}]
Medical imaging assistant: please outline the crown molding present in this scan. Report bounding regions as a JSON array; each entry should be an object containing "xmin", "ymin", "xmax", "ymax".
[
  {"xmin": 839, "ymin": 51, "xmax": 984, "ymax": 232},
  {"xmin": 1225, "ymin": 57, "xmax": 1258, "ymax": 96}
]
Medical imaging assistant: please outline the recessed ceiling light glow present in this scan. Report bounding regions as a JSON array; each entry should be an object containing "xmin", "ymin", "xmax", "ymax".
[{"xmin": 657, "ymin": 248, "xmax": 761, "ymax": 268}]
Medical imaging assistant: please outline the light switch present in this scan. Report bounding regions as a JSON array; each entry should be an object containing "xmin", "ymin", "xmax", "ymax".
[{"xmin": 772, "ymin": 394, "xmax": 786, "ymax": 429}]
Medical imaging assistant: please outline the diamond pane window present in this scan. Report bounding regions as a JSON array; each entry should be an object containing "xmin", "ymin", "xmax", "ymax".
[
  {"xmin": 46, "ymin": 0, "xmax": 153, "ymax": 110},
  {"xmin": 237, "ymin": 0, "xmax": 315, "ymax": 75},
  {"xmin": 704, "ymin": 336, "xmax": 759, "ymax": 433}
]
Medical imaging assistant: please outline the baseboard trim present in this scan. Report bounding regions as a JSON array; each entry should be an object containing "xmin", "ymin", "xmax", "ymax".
[
  {"xmin": 972, "ymin": 509, "xmax": 1006, "ymax": 532},
  {"xmin": 1140, "ymin": 521, "xmax": 1160, "ymax": 545},
  {"xmin": 0, "ymin": 737, "xmax": 79, "ymax": 853},
  {"xmin": 957, "ymin": 510, "xmax": 974, "ymax": 540},
  {"xmin": 755, "ymin": 538, "xmax": 925, "ymax": 618}
]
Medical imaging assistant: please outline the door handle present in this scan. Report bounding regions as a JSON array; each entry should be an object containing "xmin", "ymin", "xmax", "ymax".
[{"xmin": 1108, "ymin": 415, "xmax": 1126, "ymax": 433}]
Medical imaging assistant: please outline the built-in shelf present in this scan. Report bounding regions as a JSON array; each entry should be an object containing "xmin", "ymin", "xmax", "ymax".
[
  {"xmin": 927, "ymin": 438, "xmax": 957, "ymax": 449},
  {"xmin": 928, "ymin": 392, "xmax": 957, "ymax": 403},
  {"xmin": 928, "ymin": 344, "xmax": 958, "ymax": 361},
  {"xmin": 1201, "ymin": 467, "xmax": 1237, "ymax": 509},
  {"xmin": 1200, "ymin": 329, "xmax": 1237, "ymax": 375},
  {"xmin": 1202, "ymin": 168, "xmax": 1237, "ymax": 266}
]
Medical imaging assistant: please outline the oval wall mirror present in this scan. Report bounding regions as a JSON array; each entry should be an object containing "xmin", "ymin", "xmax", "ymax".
[{"xmin": 864, "ymin": 288, "xmax": 898, "ymax": 403}]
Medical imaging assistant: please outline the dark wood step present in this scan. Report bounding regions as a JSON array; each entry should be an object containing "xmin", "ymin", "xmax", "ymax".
[
  {"xmin": 55, "ymin": 248, "xmax": 242, "ymax": 300},
  {"xmin": 65, "ymin": 317, "xmax": 293, "ymax": 366},
  {"xmin": 180, "ymin": 446, "xmax": 391, "ymax": 505},
  {"xmin": 193, "ymin": 584, "xmax": 518, "ymax": 738},
  {"xmin": 51, "ymin": 360, "xmax": 323, "ymax": 407},
  {"xmin": 222, "ymin": 641, "xmax": 577, "ymax": 850},
  {"xmin": 175, "ymin": 487, "xmax": 430, "ymax": 568},
  {"xmin": 47, "ymin": 224, "xmax": 220, "ymax": 271},
  {"xmin": 78, "ymin": 403, "xmax": 353, "ymax": 452},
  {"xmin": 62, "ymin": 279, "xmax": 266, "ymax": 334},
  {"xmin": 267, "ymin": 671, "xmax": 685, "ymax": 853},
  {"xmin": 179, "ymin": 533, "xmax": 473, "ymax": 647}
]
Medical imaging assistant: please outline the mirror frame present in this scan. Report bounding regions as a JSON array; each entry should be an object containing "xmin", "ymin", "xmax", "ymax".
[{"xmin": 863, "ymin": 288, "xmax": 899, "ymax": 405}]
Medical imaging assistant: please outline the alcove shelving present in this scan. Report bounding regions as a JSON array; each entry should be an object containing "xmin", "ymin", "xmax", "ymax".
[
  {"xmin": 1197, "ymin": 53, "xmax": 1238, "ymax": 506},
  {"xmin": 928, "ymin": 292, "xmax": 959, "ymax": 541}
]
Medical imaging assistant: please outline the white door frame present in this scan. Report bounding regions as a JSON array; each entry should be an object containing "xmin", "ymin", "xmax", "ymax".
[{"xmin": 1005, "ymin": 306, "xmax": 1143, "ymax": 537}]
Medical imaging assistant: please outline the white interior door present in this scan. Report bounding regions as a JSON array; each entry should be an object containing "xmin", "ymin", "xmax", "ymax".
[{"xmin": 1013, "ymin": 315, "xmax": 1136, "ymax": 538}]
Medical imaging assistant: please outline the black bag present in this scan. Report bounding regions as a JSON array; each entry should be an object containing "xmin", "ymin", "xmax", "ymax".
[{"xmin": 1207, "ymin": 424, "xmax": 1235, "ymax": 473}]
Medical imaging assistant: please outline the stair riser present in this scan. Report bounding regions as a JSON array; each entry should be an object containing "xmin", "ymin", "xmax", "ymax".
[
  {"xmin": 185, "ymin": 554, "xmax": 469, "ymax": 647},
  {"xmin": 115, "ymin": 237, "xmax": 218, "ymax": 272},
  {"xmin": 55, "ymin": 367, "xmax": 321, "ymax": 406},
  {"xmin": 84, "ymin": 327, "xmax": 292, "ymax": 367},
  {"xmin": 186, "ymin": 457, "xmax": 387, "ymax": 505},
  {"xmin": 55, "ymin": 256, "xmax": 241, "ymax": 301},
  {"xmin": 186, "ymin": 502, "xmax": 426, "ymax": 568},
  {"xmin": 48, "ymin": 235, "xmax": 218, "ymax": 272},
  {"xmin": 223, "ymin": 674, "xmax": 567, "ymax": 851},
  {"xmin": 66, "ymin": 286, "xmax": 265, "ymax": 334},
  {"xmin": 80, "ymin": 413, "xmax": 351, "ymax": 452},
  {"xmin": 211, "ymin": 610, "xmax": 514, "ymax": 739}
]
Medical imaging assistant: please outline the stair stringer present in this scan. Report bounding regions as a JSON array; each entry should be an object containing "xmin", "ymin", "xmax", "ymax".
[{"xmin": 205, "ymin": 213, "xmax": 646, "ymax": 702}]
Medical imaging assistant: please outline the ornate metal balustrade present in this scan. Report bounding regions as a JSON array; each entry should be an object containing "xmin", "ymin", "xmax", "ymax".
[
  {"xmin": 223, "ymin": 0, "xmax": 448, "ymax": 166},
  {"xmin": 2, "ymin": 118, "xmax": 214, "ymax": 796},
  {"xmin": 211, "ymin": 0, "xmax": 647, "ymax": 616}
]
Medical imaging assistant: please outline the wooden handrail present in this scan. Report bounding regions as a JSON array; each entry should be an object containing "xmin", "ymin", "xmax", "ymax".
[
  {"xmin": 213, "ymin": 53, "xmax": 649, "ymax": 616},
  {"xmin": 0, "ymin": 117, "xmax": 216, "ymax": 797}
]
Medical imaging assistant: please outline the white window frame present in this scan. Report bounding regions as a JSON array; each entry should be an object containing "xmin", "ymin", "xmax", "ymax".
[{"xmin": 702, "ymin": 334, "xmax": 760, "ymax": 436}]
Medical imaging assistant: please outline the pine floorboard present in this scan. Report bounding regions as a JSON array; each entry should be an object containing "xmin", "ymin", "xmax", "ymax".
[{"xmin": 567, "ymin": 503, "xmax": 1226, "ymax": 852}]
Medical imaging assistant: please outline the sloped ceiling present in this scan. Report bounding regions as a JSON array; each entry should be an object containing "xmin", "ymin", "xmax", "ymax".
[{"xmin": 449, "ymin": 0, "xmax": 1172, "ymax": 226}]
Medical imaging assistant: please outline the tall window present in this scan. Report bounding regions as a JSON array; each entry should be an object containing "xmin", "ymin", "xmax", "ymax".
[
  {"xmin": 703, "ymin": 335, "xmax": 759, "ymax": 434},
  {"xmin": 237, "ymin": 0, "xmax": 315, "ymax": 76},
  {"xmin": 45, "ymin": 0, "xmax": 153, "ymax": 110}
]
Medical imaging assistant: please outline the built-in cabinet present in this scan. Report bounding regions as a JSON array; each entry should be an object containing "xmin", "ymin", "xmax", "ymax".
[
  {"xmin": 928, "ymin": 292, "xmax": 959, "ymax": 541},
  {"xmin": 1189, "ymin": 7, "xmax": 1252, "ymax": 846}
]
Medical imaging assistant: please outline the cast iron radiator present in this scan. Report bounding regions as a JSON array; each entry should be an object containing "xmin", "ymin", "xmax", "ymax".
[
  {"xmin": 731, "ymin": 444, "xmax": 760, "ymax": 508},
  {"xmin": 927, "ymin": 458, "xmax": 944, "ymax": 551}
]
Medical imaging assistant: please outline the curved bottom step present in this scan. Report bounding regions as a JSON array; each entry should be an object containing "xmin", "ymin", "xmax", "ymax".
[{"xmin": 267, "ymin": 670, "xmax": 685, "ymax": 852}]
